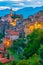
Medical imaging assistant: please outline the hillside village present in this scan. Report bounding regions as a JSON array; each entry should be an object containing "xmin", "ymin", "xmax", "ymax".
[{"xmin": 0, "ymin": 9, "xmax": 43, "ymax": 64}]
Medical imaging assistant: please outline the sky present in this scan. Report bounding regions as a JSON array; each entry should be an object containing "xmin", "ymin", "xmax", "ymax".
[{"xmin": 0, "ymin": 0, "xmax": 43, "ymax": 11}]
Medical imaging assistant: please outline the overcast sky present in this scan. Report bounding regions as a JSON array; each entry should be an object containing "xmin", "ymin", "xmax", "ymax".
[{"xmin": 0, "ymin": 0, "xmax": 43, "ymax": 11}]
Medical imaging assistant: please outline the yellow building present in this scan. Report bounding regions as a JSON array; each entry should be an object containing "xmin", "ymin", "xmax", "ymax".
[
  {"xmin": 24, "ymin": 24, "xmax": 34, "ymax": 36},
  {"xmin": 10, "ymin": 18, "xmax": 18, "ymax": 26},
  {"xmin": 24, "ymin": 21, "xmax": 43, "ymax": 36},
  {"xmin": 34, "ymin": 22, "xmax": 41, "ymax": 29},
  {"xmin": 10, "ymin": 21, "xmax": 16, "ymax": 26},
  {"xmin": 3, "ymin": 37, "xmax": 11, "ymax": 48}
]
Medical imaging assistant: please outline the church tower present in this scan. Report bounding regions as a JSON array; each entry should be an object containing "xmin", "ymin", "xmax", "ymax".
[{"xmin": 10, "ymin": 8, "xmax": 12, "ymax": 16}]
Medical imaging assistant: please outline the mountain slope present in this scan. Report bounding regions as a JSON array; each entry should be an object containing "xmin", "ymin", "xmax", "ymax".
[
  {"xmin": 0, "ymin": 6, "xmax": 43, "ymax": 18},
  {"xmin": 16, "ymin": 6, "xmax": 43, "ymax": 18},
  {"xmin": 0, "ymin": 9, "xmax": 10, "ymax": 17}
]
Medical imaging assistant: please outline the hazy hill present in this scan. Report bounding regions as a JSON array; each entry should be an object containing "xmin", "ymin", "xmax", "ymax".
[{"xmin": 0, "ymin": 6, "xmax": 43, "ymax": 18}]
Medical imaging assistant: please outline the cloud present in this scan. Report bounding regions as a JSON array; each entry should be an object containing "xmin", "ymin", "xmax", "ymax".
[
  {"xmin": 10, "ymin": 0, "xmax": 23, "ymax": 2},
  {"xmin": 35, "ymin": 1, "xmax": 42, "ymax": 6},
  {"xmin": 37, "ymin": 1, "xmax": 41, "ymax": 5},
  {"xmin": 0, "ymin": 0, "xmax": 4, "ymax": 1},
  {"xmin": 0, "ymin": 6, "xmax": 10, "ymax": 10},
  {"xmin": 13, "ymin": 2, "xmax": 25, "ymax": 7},
  {"xmin": 0, "ymin": 0, "xmax": 23, "ymax": 1},
  {"xmin": 0, "ymin": 6, "xmax": 21, "ymax": 11},
  {"xmin": 31, "ymin": 1, "xmax": 42, "ymax": 8},
  {"xmin": 0, "ymin": 0, "xmax": 43, "ymax": 8},
  {"xmin": 12, "ymin": 7, "xmax": 21, "ymax": 11},
  {"xmin": 27, "ymin": 0, "xmax": 32, "ymax": 2},
  {"xmin": 10, "ymin": 0, "xmax": 32, "ymax": 2},
  {"xmin": 18, "ymin": 3, "xmax": 25, "ymax": 6}
]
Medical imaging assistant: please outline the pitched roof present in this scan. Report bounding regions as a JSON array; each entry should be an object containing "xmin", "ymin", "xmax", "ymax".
[
  {"xmin": 6, "ymin": 30, "xmax": 19, "ymax": 35},
  {"xmin": 0, "ymin": 48, "xmax": 4, "ymax": 51},
  {"xmin": 0, "ymin": 58, "xmax": 10, "ymax": 63},
  {"xmin": 0, "ymin": 44, "xmax": 5, "ymax": 51}
]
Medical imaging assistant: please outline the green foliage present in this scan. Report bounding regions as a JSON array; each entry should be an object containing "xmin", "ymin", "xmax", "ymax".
[
  {"xmin": 23, "ymin": 29, "xmax": 43, "ymax": 59},
  {"xmin": 17, "ymin": 60, "xmax": 29, "ymax": 65},
  {"xmin": 38, "ymin": 48, "xmax": 43, "ymax": 65},
  {"xmin": 40, "ymin": 11, "xmax": 43, "ymax": 16},
  {"xmin": 8, "ymin": 29, "xmax": 43, "ymax": 65},
  {"xmin": 7, "ymin": 53, "xmax": 10, "ymax": 59},
  {"xmin": 0, "ymin": 33, "xmax": 4, "ymax": 43},
  {"xmin": 40, "ymin": 30, "xmax": 43, "ymax": 44},
  {"xmin": 17, "ymin": 55, "xmax": 39, "ymax": 65},
  {"xmin": 0, "ymin": 33, "xmax": 4, "ymax": 38},
  {"xmin": 11, "ymin": 38, "xmax": 26, "ymax": 59},
  {"xmin": 13, "ymin": 38, "xmax": 25, "ymax": 47},
  {"xmin": 11, "ymin": 61, "xmax": 17, "ymax": 65},
  {"xmin": 0, "ymin": 62, "xmax": 3, "ymax": 65},
  {"xmin": 39, "ymin": 48, "xmax": 43, "ymax": 60},
  {"xmin": 11, "ymin": 14, "xmax": 23, "ymax": 19},
  {"xmin": 12, "ymin": 38, "xmax": 26, "ymax": 53}
]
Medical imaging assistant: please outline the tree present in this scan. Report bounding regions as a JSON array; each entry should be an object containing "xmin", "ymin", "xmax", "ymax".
[
  {"xmin": 12, "ymin": 38, "xmax": 26, "ymax": 51},
  {"xmin": 17, "ymin": 60, "xmax": 29, "ymax": 65},
  {"xmin": 0, "ymin": 33, "xmax": 4, "ymax": 43},
  {"xmin": 0, "ymin": 62, "xmax": 3, "ymax": 65},
  {"xmin": 7, "ymin": 52, "xmax": 10, "ymax": 59},
  {"xmin": 40, "ymin": 30, "xmax": 43, "ymax": 44},
  {"xmin": 39, "ymin": 48, "xmax": 43, "ymax": 65},
  {"xmin": 23, "ymin": 29, "xmax": 41, "ymax": 59},
  {"xmin": 17, "ymin": 56, "xmax": 39, "ymax": 65},
  {"xmin": 11, "ymin": 61, "xmax": 17, "ymax": 65}
]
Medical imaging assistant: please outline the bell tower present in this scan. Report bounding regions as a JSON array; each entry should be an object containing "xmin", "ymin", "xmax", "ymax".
[{"xmin": 10, "ymin": 8, "xmax": 12, "ymax": 16}]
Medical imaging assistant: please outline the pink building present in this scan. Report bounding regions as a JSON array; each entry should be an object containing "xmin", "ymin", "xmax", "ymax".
[{"xmin": 5, "ymin": 30, "xmax": 19, "ymax": 40}]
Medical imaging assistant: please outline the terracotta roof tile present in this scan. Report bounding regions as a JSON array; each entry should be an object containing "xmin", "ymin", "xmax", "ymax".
[
  {"xmin": 7, "ymin": 30, "xmax": 19, "ymax": 35},
  {"xmin": 0, "ymin": 58, "xmax": 10, "ymax": 63},
  {"xmin": 0, "ymin": 48, "xmax": 4, "ymax": 51}
]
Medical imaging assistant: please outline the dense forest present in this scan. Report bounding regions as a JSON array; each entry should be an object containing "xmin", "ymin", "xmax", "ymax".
[{"xmin": 0, "ymin": 29, "xmax": 43, "ymax": 65}]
